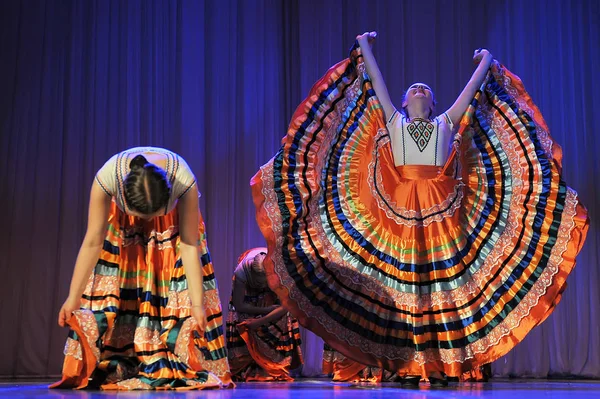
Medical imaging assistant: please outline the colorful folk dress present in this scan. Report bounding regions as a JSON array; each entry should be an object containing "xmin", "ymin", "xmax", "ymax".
[
  {"xmin": 52, "ymin": 147, "xmax": 232, "ymax": 390},
  {"xmin": 251, "ymin": 46, "xmax": 589, "ymax": 377},
  {"xmin": 227, "ymin": 248, "xmax": 303, "ymax": 381}
]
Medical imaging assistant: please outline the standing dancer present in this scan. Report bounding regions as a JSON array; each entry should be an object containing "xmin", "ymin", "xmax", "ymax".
[{"xmin": 251, "ymin": 32, "xmax": 589, "ymax": 386}]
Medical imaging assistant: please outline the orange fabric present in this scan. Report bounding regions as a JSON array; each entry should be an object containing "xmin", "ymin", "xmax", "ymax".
[
  {"xmin": 251, "ymin": 45, "xmax": 590, "ymax": 378},
  {"xmin": 51, "ymin": 202, "xmax": 232, "ymax": 390},
  {"xmin": 237, "ymin": 324, "xmax": 294, "ymax": 381}
]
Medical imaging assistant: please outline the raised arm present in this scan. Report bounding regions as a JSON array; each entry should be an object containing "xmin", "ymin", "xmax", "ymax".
[
  {"xmin": 178, "ymin": 184, "xmax": 208, "ymax": 332},
  {"xmin": 445, "ymin": 48, "xmax": 494, "ymax": 126},
  {"xmin": 58, "ymin": 182, "xmax": 111, "ymax": 327},
  {"xmin": 356, "ymin": 31, "xmax": 396, "ymax": 122}
]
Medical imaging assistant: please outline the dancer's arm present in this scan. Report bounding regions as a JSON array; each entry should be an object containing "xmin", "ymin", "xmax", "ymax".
[
  {"xmin": 357, "ymin": 31, "xmax": 396, "ymax": 122},
  {"xmin": 232, "ymin": 279, "xmax": 279, "ymax": 315},
  {"xmin": 178, "ymin": 184, "xmax": 208, "ymax": 331},
  {"xmin": 445, "ymin": 49, "xmax": 493, "ymax": 126},
  {"xmin": 245, "ymin": 306, "xmax": 288, "ymax": 330},
  {"xmin": 57, "ymin": 182, "xmax": 111, "ymax": 327}
]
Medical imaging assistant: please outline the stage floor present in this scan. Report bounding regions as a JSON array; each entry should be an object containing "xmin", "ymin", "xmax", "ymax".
[{"xmin": 1, "ymin": 379, "xmax": 599, "ymax": 398}]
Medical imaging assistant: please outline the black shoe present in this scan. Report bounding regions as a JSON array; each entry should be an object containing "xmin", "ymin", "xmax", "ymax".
[
  {"xmin": 400, "ymin": 376, "xmax": 420, "ymax": 387},
  {"xmin": 428, "ymin": 376, "xmax": 448, "ymax": 387}
]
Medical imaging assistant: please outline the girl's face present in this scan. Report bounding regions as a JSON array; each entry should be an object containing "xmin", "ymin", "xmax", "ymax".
[{"xmin": 403, "ymin": 83, "xmax": 435, "ymax": 111}]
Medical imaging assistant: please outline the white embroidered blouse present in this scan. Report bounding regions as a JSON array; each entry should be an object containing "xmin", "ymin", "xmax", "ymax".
[
  {"xmin": 386, "ymin": 110, "xmax": 455, "ymax": 166},
  {"xmin": 95, "ymin": 147, "xmax": 196, "ymax": 214}
]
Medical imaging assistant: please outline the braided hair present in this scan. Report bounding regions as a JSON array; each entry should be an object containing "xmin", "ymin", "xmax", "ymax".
[{"xmin": 123, "ymin": 155, "xmax": 171, "ymax": 215}]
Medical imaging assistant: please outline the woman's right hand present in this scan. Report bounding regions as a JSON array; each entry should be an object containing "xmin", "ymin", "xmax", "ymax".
[
  {"xmin": 191, "ymin": 305, "xmax": 207, "ymax": 332},
  {"xmin": 356, "ymin": 31, "xmax": 377, "ymax": 46},
  {"xmin": 58, "ymin": 297, "xmax": 80, "ymax": 327}
]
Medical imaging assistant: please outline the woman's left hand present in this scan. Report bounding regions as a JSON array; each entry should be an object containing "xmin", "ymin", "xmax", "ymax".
[
  {"xmin": 473, "ymin": 48, "xmax": 492, "ymax": 64},
  {"xmin": 191, "ymin": 305, "xmax": 207, "ymax": 332}
]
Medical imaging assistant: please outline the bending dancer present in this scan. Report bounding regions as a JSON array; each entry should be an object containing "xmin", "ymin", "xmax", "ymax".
[
  {"xmin": 227, "ymin": 248, "xmax": 303, "ymax": 381},
  {"xmin": 52, "ymin": 147, "xmax": 232, "ymax": 390}
]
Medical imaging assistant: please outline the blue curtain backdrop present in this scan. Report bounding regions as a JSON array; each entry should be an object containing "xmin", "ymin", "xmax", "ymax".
[{"xmin": 0, "ymin": 0, "xmax": 598, "ymax": 378}]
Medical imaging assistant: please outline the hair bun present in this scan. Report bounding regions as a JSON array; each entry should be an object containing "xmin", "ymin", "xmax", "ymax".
[{"xmin": 129, "ymin": 154, "xmax": 149, "ymax": 170}]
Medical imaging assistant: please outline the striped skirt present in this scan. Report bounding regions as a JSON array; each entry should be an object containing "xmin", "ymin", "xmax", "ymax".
[
  {"xmin": 51, "ymin": 202, "xmax": 232, "ymax": 390},
  {"xmin": 322, "ymin": 343, "xmax": 399, "ymax": 382},
  {"xmin": 251, "ymin": 43, "xmax": 589, "ymax": 377},
  {"xmin": 322, "ymin": 343, "xmax": 490, "ymax": 382}
]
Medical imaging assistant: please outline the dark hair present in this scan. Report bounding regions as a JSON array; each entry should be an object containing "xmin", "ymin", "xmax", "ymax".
[{"xmin": 123, "ymin": 155, "xmax": 171, "ymax": 215}]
